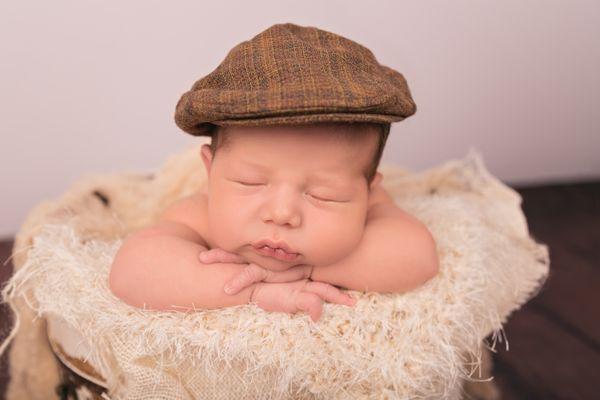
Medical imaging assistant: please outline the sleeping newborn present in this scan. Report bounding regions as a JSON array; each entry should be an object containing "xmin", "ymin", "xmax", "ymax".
[
  {"xmin": 199, "ymin": 123, "xmax": 397, "ymax": 272},
  {"xmin": 109, "ymin": 122, "xmax": 439, "ymax": 321}
]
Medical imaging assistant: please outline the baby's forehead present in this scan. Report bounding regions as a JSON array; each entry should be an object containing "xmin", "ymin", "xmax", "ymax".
[
  {"xmin": 221, "ymin": 125, "xmax": 377, "ymax": 169},
  {"xmin": 230, "ymin": 141, "xmax": 366, "ymax": 164},
  {"xmin": 227, "ymin": 128, "xmax": 376, "ymax": 154},
  {"xmin": 225, "ymin": 153, "xmax": 366, "ymax": 187}
]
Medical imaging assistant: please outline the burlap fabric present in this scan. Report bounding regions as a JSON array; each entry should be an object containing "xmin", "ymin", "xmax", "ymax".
[{"xmin": 1, "ymin": 140, "xmax": 549, "ymax": 399}]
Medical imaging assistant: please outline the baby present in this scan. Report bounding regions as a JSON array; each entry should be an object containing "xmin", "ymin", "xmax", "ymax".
[{"xmin": 108, "ymin": 23, "xmax": 440, "ymax": 322}]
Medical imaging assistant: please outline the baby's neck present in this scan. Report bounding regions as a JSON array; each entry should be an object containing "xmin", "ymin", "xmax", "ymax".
[{"xmin": 199, "ymin": 180, "xmax": 209, "ymax": 195}]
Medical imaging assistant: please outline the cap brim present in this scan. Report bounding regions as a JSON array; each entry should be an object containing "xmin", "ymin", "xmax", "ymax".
[{"xmin": 187, "ymin": 112, "xmax": 406, "ymax": 136}]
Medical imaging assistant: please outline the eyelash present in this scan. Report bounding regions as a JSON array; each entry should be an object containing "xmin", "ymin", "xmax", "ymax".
[{"xmin": 234, "ymin": 181, "xmax": 338, "ymax": 203}]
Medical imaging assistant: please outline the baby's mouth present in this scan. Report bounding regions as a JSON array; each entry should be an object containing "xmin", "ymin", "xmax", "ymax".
[{"xmin": 254, "ymin": 245, "xmax": 300, "ymax": 261}]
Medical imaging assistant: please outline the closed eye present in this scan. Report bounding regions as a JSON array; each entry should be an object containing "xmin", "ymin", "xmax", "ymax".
[
  {"xmin": 234, "ymin": 180, "xmax": 344, "ymax": 203},
  {"xmin": 234, "ymin": 181, "xmax": 264, "ymax": 187},
  {"xmin": 309, "ymin": 194, "xmax": 338, "ymax": 203}
]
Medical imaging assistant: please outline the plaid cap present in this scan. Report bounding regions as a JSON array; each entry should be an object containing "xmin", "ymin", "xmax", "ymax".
[{"xmin": 174, "ymin": 23, "xmax": 417, "ymax": 136}]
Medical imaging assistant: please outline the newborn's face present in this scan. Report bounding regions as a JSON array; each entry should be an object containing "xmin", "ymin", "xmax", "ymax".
[{"xmin": 200, "ymin": 124, "xmax": 378, "ymax": 271}]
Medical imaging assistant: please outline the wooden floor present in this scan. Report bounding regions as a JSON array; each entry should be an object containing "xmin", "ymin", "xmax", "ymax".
[{"xmin": 0, "ymin": 180, "xmax": 598, "ymax": 399}]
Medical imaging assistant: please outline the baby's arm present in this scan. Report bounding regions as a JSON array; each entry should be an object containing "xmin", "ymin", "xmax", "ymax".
[
  {"xmin": 108, "ymin": 219, "xmax": 257, "ymax": 311},
  {"xmin": 109, "ymin": 220, "xmax": 353, "ymax": 319},
  {"xmin": 310, "ymin": 201, "xmax": 440, "ymax": 293},
  {"xmin": 108, "ymin": 195, "xmax": 353, "ymax": 317}
]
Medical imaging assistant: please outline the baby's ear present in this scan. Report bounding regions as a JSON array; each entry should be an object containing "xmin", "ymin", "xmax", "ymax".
[
  {"xmin": 370, "ymin": 172, "xmax": 383, "ymax": 190},
  {"xmin": 200, "ymin": 144, "xmax": 213, "ymax": 173}
]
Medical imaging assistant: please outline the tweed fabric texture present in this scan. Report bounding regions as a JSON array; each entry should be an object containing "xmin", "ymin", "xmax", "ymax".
[{"xmin": 174, "ymin": 23, "xmax": 417, "ymax": 136}]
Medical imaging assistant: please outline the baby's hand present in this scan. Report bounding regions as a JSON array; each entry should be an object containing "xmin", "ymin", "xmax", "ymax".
[
  {"xmin": 198, "ymin": 248, "xmax": 314, "ymax": 294},
  {"xmin": 250, "ymin": 279, "xmax": 356, "ymax": 322}
]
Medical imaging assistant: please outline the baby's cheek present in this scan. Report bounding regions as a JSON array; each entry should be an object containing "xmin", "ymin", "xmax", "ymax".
[
  {"xmin": 310, "ymin": 220, "xmax": 364, "ymax": 266},
  {"xmin": 207, "ymin": 205, "xmax": 240, "ymax": 247}
]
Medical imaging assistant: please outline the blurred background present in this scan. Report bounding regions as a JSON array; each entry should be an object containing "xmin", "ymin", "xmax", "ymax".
[{"xmin": 0, "ymin": 1, "xmax": 598, "ymax": 399}]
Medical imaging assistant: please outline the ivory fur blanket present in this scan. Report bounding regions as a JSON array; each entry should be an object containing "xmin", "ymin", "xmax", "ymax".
[{"xmin": 1, "ymin": 139, "xmax": 549, "ymax": 399}]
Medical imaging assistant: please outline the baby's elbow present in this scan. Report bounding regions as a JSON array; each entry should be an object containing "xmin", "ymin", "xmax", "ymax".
[
  {"xmin": 421, "ymin": 231, "xmax": 440, "ymax": 283},
  {"xmin": 109, "ymin": 260, "xmax": 150, "ymax": 310},
  {"xmin": 108, "ymin": 248, "xmax": 134, "ymax": 305},
  {"xmin": 404, "ymin": 256, "xmax": 438, "ymax": 293},
  {"xmin": 422, "ymin": 254, "xmax": 440, "ymax": 284},
  {"xmin": 406, "ymin": 225, "xmax": 439, "ymax": 289},
  {"xmin": 108, "ymin": 236, "xmax": 150, "ymax": 308}
]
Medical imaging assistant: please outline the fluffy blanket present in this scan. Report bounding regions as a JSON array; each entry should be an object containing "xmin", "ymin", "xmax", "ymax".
[{"xmin": 0, "ymin": 138, "xmax": 549, "ymax": 399}]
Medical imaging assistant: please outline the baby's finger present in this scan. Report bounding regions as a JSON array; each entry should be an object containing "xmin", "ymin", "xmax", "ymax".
[
  {"xmin": 295, "ymin": 292, "xmax": 323, "ymax": 322},
  {"xmin": 199, "ymin": 248, "xmax": 246, "ymax": 264},
  {"xmin": 303, "ymin": 281, "xmax": 357, "ymax": 307},
  {"xmin": 224, "ymin": 263, "xmax": 270, "ymax": 294}
]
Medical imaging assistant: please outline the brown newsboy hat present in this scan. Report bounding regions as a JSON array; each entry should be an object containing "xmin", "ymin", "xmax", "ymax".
[{"xmin": 174, "ymin": 23, "xmax": 417, "ymax": 136}]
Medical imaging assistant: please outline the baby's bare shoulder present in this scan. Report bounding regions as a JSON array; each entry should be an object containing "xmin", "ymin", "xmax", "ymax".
[
  {"xmin": 155, "ymin": 189, "xmax": 210, "ymax": 246},
  {"xmin": 367, "ymin": 186, "xmax": 421, "ymax": 224},
  {"xmin": 160, "ymin": 190, "xmax": 207, "ymax": 219}
]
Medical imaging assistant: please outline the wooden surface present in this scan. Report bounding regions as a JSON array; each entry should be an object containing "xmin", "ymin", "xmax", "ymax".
[
  {"xmin": 0, "ymin": 180, "xmax": 598, "ymax": 399},
  {"xmin": 0, "ymin": 240, "xmax": 14, "ymax": 400}
]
